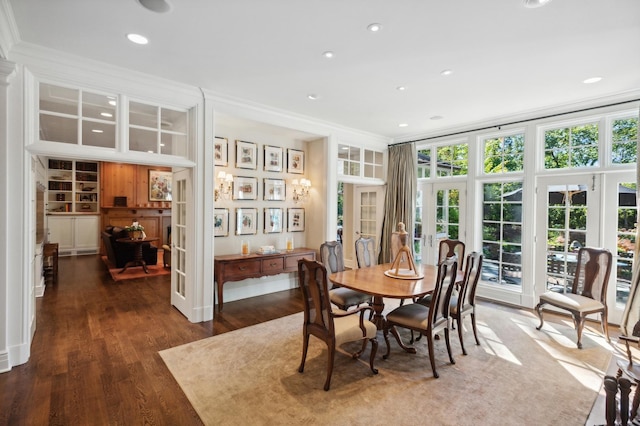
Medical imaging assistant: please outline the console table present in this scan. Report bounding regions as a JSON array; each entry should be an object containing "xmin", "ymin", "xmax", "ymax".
[{"xmin": 214, "ymin": 248, "xmax": 316, "ymax": 311}]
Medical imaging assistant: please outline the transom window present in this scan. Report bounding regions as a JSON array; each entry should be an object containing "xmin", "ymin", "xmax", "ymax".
[
  {"xmin": 436, "ymin": 143, "xmax": 468, "ymax": 177},
  {"xmin": 544, "ymin": 123, "xmax": 599, "ymax": 169},
  {"xmin": 483, "ymin": 133, "xmax": 525, "ymax": 174},
  {"xmin": 129, "ymin": 101, "xmax": 188, "ymax": 156},
  {"xmin": 39, "ymin": 83, "xmax": 117, "ymax": 148},
  {"xmin": 611, "ymin": 116, "xmax": 638, "ymax": 165}
]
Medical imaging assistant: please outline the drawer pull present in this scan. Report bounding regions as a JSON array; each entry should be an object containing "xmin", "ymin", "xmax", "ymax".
[
  {"xmin": 239, "ymin": 266, "xmax": 247, "ymax": 271},
  {"xmin": 269, "ymin": 262, "xmax": 278, "ymax": 267}
]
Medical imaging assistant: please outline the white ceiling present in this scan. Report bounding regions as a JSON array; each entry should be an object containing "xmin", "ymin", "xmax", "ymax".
[{"xmin": 6, "ymin": 0, "xmax": 640, "ymax": 140}]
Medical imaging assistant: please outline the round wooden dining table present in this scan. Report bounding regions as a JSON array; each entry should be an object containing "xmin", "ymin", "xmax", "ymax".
[{"xmin": 329, "ymin": 262, "xmax": 463, "ymax": 330}]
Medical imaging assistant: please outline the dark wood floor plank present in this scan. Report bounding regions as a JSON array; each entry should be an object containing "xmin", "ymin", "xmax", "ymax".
[{"xmin": 0, "ymin": 254, "xmax": 303, "ymax": 424}]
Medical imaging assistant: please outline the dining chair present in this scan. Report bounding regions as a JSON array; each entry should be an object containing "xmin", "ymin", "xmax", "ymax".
[
  {"xmin": 438, "ymin": 239, "xmax": 465, "ymax": 272},
  {"xmin": 383, "ymin": 257, "xmax": 458, "ymax": 378},
  {"xmin": 535, "ymin": 246, "xmax": 613, "ymax": 349},
  {"xmin": 320, "ymin": 241, "xmax": 373, "ymax": 310},
  {"xmin": 450, "ymin": 251, "xmax": 483, "ymax": 355},
  {"xmin": 355, "ymin": 236, "xmax": 376, "ymax": 268},
  {"xmin": 297, "ymin": 258, "xmax": 378, "ymax": 391}
]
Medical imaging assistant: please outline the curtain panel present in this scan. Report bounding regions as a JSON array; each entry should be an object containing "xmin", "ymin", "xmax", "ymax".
[{"xmin": 378, "ymin": 143, "xmax": 417, "ymax": 264}]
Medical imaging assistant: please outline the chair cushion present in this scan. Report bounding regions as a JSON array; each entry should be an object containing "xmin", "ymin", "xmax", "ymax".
[
  {"xmin": 539, "ymin": 291, "xmax": 604, "ymax": 313},
  {"xmin": 329, "ymin": 287, "xmax": 372, "ymax": 308},
  {"xmin": 386, "ymin": 303, "xmax": 430, "ymax": 330},
  {"xmin": 334, "ymin": 314, "xmax": 377, "ymax": 346}
]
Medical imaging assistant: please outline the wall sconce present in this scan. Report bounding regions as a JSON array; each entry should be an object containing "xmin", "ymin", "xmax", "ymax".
[
  {"xmin": 215, "ymin": 171, "xmax": 233, "ymax": 201},
  {"xmin": 292, "ymin": 178, "xmax": 311, "ymax": 204}
]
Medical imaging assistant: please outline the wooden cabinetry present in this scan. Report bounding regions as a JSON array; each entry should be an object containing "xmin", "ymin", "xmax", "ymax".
[
  {"xmin": 47, "ymin": 215, "xmax": 100, "ymax": 256},
  {"xmin": 47, "ymin": 159, "xmax": 99, "ymax": 214},
  {"xmin": 213, "ymin": 248, "xmax": 316, "ymax": 311}
]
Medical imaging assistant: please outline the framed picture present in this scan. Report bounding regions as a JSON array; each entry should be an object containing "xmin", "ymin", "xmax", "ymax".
[
  {"xmin": 236, "ymin": 208, "xmax": 257, "ymax": 235},
  {"xmin": 149, "ymin": 170, "xmax": 172, "ymax": 201},
  {"xmin": 263, "ymin": 145, "xmax": 283, "ymax": 172},
  {"xmin": 233, "ymin": 176, "xmax": 258, "ymax": 200},
  {"xmin": 287, "ymin": 148, "xmax": 304, "ymax": 174},
  {"xmin": 264, "ymin": 208, "xmax": 283, "ymax": 234},
  {"xmin": 214, "ymin": 208, "xmax": 229, "ymax": 237},
  {"xmin": 263, "ymin": 178, "xmax": 286, "ymax": 201},
  {"xmin": 288, "ymin": 208, "xmax": 305, "ymax": 232},
  {"xmin": 214, "ymin": 136, "xmax": 228, "ymax": 166},
  {"xmin": 236, "ymin": 140, "xmax": 257, "ymax": 170}
]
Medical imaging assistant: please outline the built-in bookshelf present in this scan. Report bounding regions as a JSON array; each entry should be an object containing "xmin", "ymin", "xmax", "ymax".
[{"xmin": 47, "ymin": 159, "xmax": 99, "ymax": 214}]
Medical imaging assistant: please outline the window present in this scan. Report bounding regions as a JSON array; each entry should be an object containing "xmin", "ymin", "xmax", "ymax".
[
  {"xmin": 616, "ymin": 182, "xmax": 637, "ymax": 308},
  {"xmin": 611, "ymin": 116, "xmax": 638, "ymax": 165},
  {"xmin": 544, "ymin": 123, "xmax": 599, "ymax": 169},
  {"xmin": 129, "ymin": 101, "xmax": 188, "ymax": 156},
  {"xmin": 364, "ymin": 149, "xmax": 383, "ymax": 179},
  {"xmin": 483, "ymin": 133, "xmax": 524, "ymax": 174},
  {"xmin": 482, "ymin": 181, "xmax": 523, "ymax": 289},
  {"xmin": 436, "ymin": 142, "xmax": 468, "ymax": 177},
  {"xmin": 338, "ymin": 144, "xmax": 360, "ymax": 176},
  {"xmin": 417, "ymin": 148, "xmax": 431, "ymax": 179},
  {"xmin": 39, "ymin": 83, "xmax": 116, "ymax": 148}
]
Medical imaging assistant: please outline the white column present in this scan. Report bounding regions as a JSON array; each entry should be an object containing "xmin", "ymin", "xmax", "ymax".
[{"xmin": 0, "ymin": 58, "xmax": 18, "ymax": 372}]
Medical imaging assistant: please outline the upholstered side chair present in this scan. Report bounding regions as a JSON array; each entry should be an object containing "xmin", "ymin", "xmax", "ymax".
[
  {"xmin": 535, "ymin": 246, "xmax": 613, "ymax": 349},
  {"xmin": 383, "ymin": 257, "xmax": 458, "ymax": 378},
  {"xmin": 450, "ymin": 251, "xmax": 483, "ymax": 355},
  {"xmin": 320, "ymin": 241, "xmax": 372, "ymax": 310},
  {"xmin": 297, "ymin": 258, "xmax": 378, "ymax": 391},
  {"xmin": 355, "ymin": 236, "xmax": 376, "ymax": 268}
]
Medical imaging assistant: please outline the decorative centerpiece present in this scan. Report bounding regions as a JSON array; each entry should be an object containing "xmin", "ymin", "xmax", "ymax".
[
  {"xmin": 385, "ymin": 222, "xmax": 423, "ymax": 279},
  {"xmin": 125, "ymin": 222, "xmax": 145, "ymax": 240}
]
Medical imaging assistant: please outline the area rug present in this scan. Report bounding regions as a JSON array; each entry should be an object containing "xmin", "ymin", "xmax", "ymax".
[
  {"xmin": 160, "ymin": 302, "xmax": 612, "ymax": 426},
  {"xmin": 102, "ymin": 251, "xmax": 170, "ymax": 282}
]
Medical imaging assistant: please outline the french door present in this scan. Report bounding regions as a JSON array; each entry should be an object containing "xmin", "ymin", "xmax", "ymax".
[
  {"xmin": 353, "ymin": 185, "xmax": 385, "ymax": 263},
  {"xmin": 170, "ymin": 168, "xmax": 192, "ymax": 317},
  {"xmin": 418, "ymin": 182, "xmax": 467, "ymax": 265},
  {"xmin": 535, "ymin": 173, "xmax": 636, "ymax": 324}
]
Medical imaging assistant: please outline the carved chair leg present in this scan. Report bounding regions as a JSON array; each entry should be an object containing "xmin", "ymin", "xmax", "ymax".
[
  {"xmin": 353, "ymin": 339, "xmax": 367, "ymax": 359},
  {"xmin": 324, "ymin": 342, "xmax": 335, "ymax": 391},
  {"xmin": 457, "ymin": 316, "xmax": 467, "ymax": 355},
  {"xmin": 574, "ymin": 313, "xmax": 585, "ymax": 349},
  {"xmin": 535, "ymin": 302, "xmax": 546, "ymax": 331},
  {"xmin": 619, "ymin": 377, "xmax": 631, "ymax": 425},
  {"xmin": 471, "ymin": 311, "xmax": 480, "ymax": 346},
  {"xmin": 298, "ymin": 333, "xmax": 310, "ymax": 373},
  {"xmin": 383, "ymin": 325, "xmax": 392, "ymax": 359},
  {"xmin": 603, "ymin": 375, "xmax": 618, "ymax": 426},
  {"xmin": 631, "ymin": 379, "xmax": 640, "ymax": 420},
  {"xmin": 601, "ymin": 308, "xmax": 610, "ymax": 342},
  {"xmin": 369, "ymin": 338, "xmax": 379, "ymax": 374},
  {"xmin": 444, "ymin": 328, "xmax": 455, "ymax": 365},
  {"xmin": 426, "ymin": 332, "xmax": 439, "ymax": 379}
]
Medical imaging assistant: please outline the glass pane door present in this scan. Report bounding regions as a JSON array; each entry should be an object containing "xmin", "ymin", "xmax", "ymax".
[{"xmin": 171, "ymin": 168, "xmax": 191, "ymax": 317}]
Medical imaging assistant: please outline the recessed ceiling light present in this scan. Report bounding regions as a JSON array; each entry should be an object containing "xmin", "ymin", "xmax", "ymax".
[
  {"xmin": 583, "ymin": 77, "xmax": 602, "ymax": 84},
  {"xmin": 147, "ymin": 150, "xmax": 154, "ymax": 153},
  {"xmin": 430, "ymin": 116, "xmax": 444, "ymax": 120},
  {"xmin": 307, "ymin": 94, "xmax": 319, "ymax": 100},
  {"xmin": 160, "ymin": 143, "xmax": 165, "ymax": 147},
  {"xmin": 523, "ymin": 0, "xmax": 552, "ymax": 8},
  {"xmin": 398, "ymin": 123, "xmax": 408, "ymax": 128},
  {"xmin": 100, "ymin": 112, "xmax": 113, "ymax": 118},
  {"xmin": 367, "ymin": 23, "xmax": 382, "ymax": 32},
  {"xmin": 126, "ymin": 33, "xmax": 149, "ymax": 45},
  {"xmin": 440, "ymin": 69, "xmax": 453, "ymax": 76},
  {"xmin": 396, "ymin": 86, "xmax": 406, "ymax": 91},
  {"xmin": 137, "ymin": 0, "xmax": 172, "ymax": 13},
  {"xmin": 108, "ymin": 100, "xmax": 116, "ymax": 106},
  {"xmin": 322, "ymin": 51, "xmax": 334, "ymax": 59},
  {"xmin": 91, "ymin": 129, "xmax": 104, "ymax": 133}
]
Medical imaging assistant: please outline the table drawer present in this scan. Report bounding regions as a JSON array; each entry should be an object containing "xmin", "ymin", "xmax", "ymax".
[
  {"xmin": 262, "ymin": 257, "xmax": 284, "ymax": 273},
  {"xmin": 223, "ymin": 259, "xmax": 261, "ymax": 280},
  {"xmin": 285, "ymin": 253, "xmax": 315, "ymax": 270}
]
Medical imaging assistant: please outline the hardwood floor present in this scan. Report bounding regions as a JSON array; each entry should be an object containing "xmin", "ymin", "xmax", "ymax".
[{"xmin": 0, "ymin": 254, "xmax": 304, "ymax": 425}]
